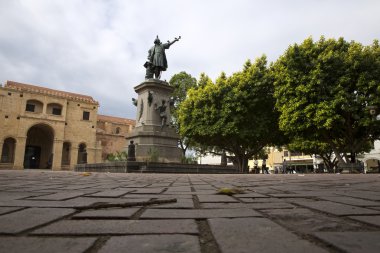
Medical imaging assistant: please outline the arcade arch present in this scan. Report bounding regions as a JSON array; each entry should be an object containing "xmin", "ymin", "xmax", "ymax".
[
  {"xmin": 24, "ymin": 124, "xmax": 54, "ymax": 169},
  {"xmin": 77, "ymin": 143, "xmax": 87, "ymax": 164},
  {"xmin": 1, "ymin": 137, "xmax": 16, "ymax": 163}
]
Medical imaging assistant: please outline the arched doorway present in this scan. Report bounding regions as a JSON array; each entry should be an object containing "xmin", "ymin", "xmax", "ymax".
[
  {"xmin": 77, "ymin": 143, "xmax": 87, "ymax": 164},
  {"xmin": 1, "ymin": 137, "xmax": 16, "ymax": 163},
  {"xmin": 24, "ymin": 124, "xmax": 54, "ymax": 169}
]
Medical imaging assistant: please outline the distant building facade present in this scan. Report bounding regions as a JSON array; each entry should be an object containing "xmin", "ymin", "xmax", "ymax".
[
  {"xmin": 250, "ymin": 145, "xmax": 380, "ymax": 173},
  {"xmin": 249, "ymin": 147, "xmax": 314, "ymax": 173},
  {"xmin": 0, "ymin": 81, "xmax": 134, "ymax": 170},
  {"xmin": 96, "ymin": 114, "xmax": 134, "ymax": 160}
]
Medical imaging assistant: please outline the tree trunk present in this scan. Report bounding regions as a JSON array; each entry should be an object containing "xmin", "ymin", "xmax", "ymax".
[
  {"xmin": 331, "ymin": 147, "xmax": 347, "ymax": 165},
  {"xmin": 321, "ymin": 155, "xmax": 337, "ymax": 173},
  {"xmin": 179, "ymin": 140, "xmax": 186, "ymax": 157},
  {"xmin": 235, "ymin": 155, "xmax": 249, "ymax": 173},
  {"xmin": 350, "ymin": 152, "xmax": 356, "ymax": 163}
]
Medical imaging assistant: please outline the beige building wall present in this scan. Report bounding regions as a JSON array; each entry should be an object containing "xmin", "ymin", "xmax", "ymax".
[
  {"xmin": 249, "ymin": 147, "xmax": 313, "ymax": 173},
  {"xmin": 0, "ymin": 81, "xmax": 101, "ymax": 170},
  {"xmin": 96, "ymin": 115, "xmax": 135, "ymax": 161}
]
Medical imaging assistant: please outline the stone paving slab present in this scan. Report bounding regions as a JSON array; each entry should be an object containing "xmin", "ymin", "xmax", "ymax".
[
  {"xmin": 0, "ymin": 192, "xmax": 47, "ymax": 201},
  {"xmin": 200, "ymin": 202, "xmax": 296, "ymax": 209},
  {"xmin": 314, "ymin": 232, "xmax": 380, "ymax": 253},
  {"xmin": 27, "ymin": 192, "xmax": 87, "ymax": 201},
  {"xmin": 296, "ymin": 200, "xmax": 380, "ymax": 216},
  {"xmin": 165, "ymin": 186, "xmax": 192, "ymax": 192},
  {"xmin": 0, "ymin": 197, "xmax": 150, "ymax": 208},
  {"xmin": 245, "ymin": 197, "xmax": 285, "ymax": 202},
  {"xmin": 131, "ymin": 188, "xmax": 166, "ymax": 194},
  {"xmin": 98, "ymin": 235, "xmax": 201, "ymax": 253},
  {"xmin": 87, "ymin": 189, "xmax": 133, "ymax": 197},
  {"xmin": 165, "ymin": 191, "xmax": 215, "ymax": 195},
  {"xmin": 337, "ymin": 191, "xmax": 380, "ymax": 201},
  {"xmin": 153, "ymin": 198, "xmax": 195, "ymax": 209},
  {"xmin": 73, "ymin": 207, "xmax": 140, "ymax": 218},
  {"xmin": 197, "ymin": 195, "xmax": 238, "ymax": 203},
  {"xmin": 320, "ymin": 196, "xmax": 380, "ymax": 207},
  {"xmin": 348, "ymin": 215, "xmax": 380, "ymax": 227},
  {"xmin": 141, "ymin": 208, "xmax": 262, "ymax": 219},
  {"xmin": 209, "ymin": 217, "xmax": 329, "ymax": 253},
  {"xmin": 32, "ymin": 219, "xmax": 198, "ymax": 235},
  {"xmin": 0, "ymin": 171, "xmax": 379, "ymax": 253},
  {"xmin": 0, "ymin": 207, "xmax": 75, "ymax": 233},
  {"xmin": 0, "ymin": 237, "xmax": 97, "ymax": 253},
  {"xmin": 241, "ymin": 202, "xmax": 296, "ymax": 209},
  {"xmin": 234, "ymin": 192, "xmax": 269, "ymax": 198},
  {"xmin": 0, "ymin": 206, "xmax": 23, "ymax": 215},
  {"xmin": 264, "ymin": 208, "xmax": 367, "ymax": 233}
]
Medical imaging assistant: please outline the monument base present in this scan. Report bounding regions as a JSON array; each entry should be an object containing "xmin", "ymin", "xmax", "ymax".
[
  {"xmin": 126, "ymin": 79, "xmax": 182, "ymax": 163},
  {"xmin": 127, "ymin": 125, "xmax": 182, "ymax": 163}
]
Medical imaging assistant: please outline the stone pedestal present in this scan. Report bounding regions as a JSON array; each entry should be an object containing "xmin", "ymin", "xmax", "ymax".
[{"xmin": 126, "ymin": 79, "xmax": 182, "ymax": 163}]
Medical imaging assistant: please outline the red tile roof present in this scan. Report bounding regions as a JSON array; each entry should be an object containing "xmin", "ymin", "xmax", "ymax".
[
  {"xmin": 97, "ymin": 114, "xmax": 135, "ymax": 126},
  {"xmin": 5, "ymin": 80, "xmax": 99, "ymax": 105}
]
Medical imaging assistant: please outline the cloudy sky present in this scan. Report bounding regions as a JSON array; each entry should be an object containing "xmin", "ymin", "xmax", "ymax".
[{"xmin": 0, "ymin": 0, "xmax": 379, "ymax": 119}]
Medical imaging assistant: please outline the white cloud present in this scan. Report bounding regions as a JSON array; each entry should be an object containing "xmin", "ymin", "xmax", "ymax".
[{"xmin": 0, "ymin": 0, "xmax": 379, "ymax": 118}]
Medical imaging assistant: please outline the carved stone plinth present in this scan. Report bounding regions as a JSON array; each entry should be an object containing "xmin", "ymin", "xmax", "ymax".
[{"xmin": 126, "ymin": 79, "xmax": 182, "ymax": 163}]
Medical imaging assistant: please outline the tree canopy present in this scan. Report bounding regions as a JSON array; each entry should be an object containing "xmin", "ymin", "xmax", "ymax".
[
  {"xmin": 272, "ymin": 37, "xmax": 380, "ymax": 165},
  {"xmin": 178, "ymin": 56, "xmax": 284, "ymax": 172},
  {"xmin": 169, "ymin": 71, "xmax": 197, "ymax": 158}
]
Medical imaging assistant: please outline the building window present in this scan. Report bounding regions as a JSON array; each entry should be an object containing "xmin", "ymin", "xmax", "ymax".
[
  {"xmin": 115, "ymin": 127, "xmax": 121, "ymax": 134},
  {"xmin": 26, "ymin": 103, "xmax": 35, "ymax": 112},
  {"xmin": 83, "ymin": 111, "xmax": 90, "ymax": 120},
  {"xmin": 290, "ymin": 151, "xmax": 302, "ymax": 157},
  {"xmin": 284, "ymin": 151, "xmax": 289, "ymax": 157},
  {"xmin": 52, "ymin": 107, "xmax": 62, "ymax": 115},
  {"xmin": 25, "ymin": 100, "xmax": 43, "ymax": 113},
  {"xmin": 47, "ymin": 103, "xmax": 63, "ymax": 116}
]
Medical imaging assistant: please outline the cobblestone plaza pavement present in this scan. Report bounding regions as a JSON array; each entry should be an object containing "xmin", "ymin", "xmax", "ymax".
[{"xmin": 0, "ymin": 170, "xmax": 379, "ymax": 253}]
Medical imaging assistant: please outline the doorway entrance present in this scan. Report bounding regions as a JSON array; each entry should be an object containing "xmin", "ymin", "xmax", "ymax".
[
  {"xmin": 24, "ymin": 124, "xmax": 54, "ymax": 169},
  {"xmin": 1, "ymin": 137, "xmax": 16, "ymax": 164},
  {"xmin": 24, "ymin": 146, "xmax": 41, "ymax": 168}
]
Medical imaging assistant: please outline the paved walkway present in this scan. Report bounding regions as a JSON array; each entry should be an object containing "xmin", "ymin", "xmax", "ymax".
[{"xmin": 0, "ymin": 170, "xmax": 379, "ymax": 253}]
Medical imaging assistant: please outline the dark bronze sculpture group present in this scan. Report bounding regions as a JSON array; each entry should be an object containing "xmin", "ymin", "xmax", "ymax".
[{"xmin": 144, "ymin": 35, "xmax": 181, "ymax": 79}]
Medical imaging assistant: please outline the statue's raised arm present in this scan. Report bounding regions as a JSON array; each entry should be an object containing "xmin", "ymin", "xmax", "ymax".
[
  {"xmin": 144, "ymin": 35, "xmax": 181, "ymax": 80},
  {"xmin": 167, "ymin": 36, "xmax": 181, "ymax": 47}
]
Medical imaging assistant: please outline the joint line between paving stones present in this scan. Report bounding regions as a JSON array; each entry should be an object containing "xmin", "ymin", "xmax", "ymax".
[
  {"xmin": 192, "ymin": 195, "xmax": 222, "ymax": 253},
  {"xmin": 129, "ymin": 198, "xmax": 155, "ymax": 220},
  {"xmin": 83, "ymin": 236, "xmax": 110, "ymax": 253},
  {"xmin": 196, "ymin": 220, "xmax": 222, "ymax": 253},
  {"xmin": 0, "ymin": 206, "xmax": 28, "ymax": 216}
]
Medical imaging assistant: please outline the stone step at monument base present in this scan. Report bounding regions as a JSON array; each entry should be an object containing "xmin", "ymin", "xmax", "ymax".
[{"xmin": 75, "ymin": 162, "xmax": 239, "ymax": 174}]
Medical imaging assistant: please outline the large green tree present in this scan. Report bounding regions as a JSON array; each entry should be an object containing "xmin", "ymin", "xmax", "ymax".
[
  {"xmin": 179, "ymin": 56, "xmax": 284, "ymax": 172},
  {"xmin": 272, "ymin": 37, "xmax": 380, "ymax": 165},
  {"xmin": 169, "ymin": 71, "xmax": 197, "ymax": 157},
  {"xmin": 287, "ymin": 137, "xmax": 338, "ymax": 172}
]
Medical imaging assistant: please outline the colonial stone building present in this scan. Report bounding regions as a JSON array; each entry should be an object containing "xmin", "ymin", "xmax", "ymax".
[
  {"xmin": 0, "ymin": 81, "xmax": 134, "ymax": 170},
  {"xmin": 96, "ymin": 114, "xmax": 134, "ymax": 160}
]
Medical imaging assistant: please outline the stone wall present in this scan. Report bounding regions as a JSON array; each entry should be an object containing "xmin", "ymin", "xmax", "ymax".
[{"xmin": 75, "ymin": 161, "xmax": 239, "ymax": 174}]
